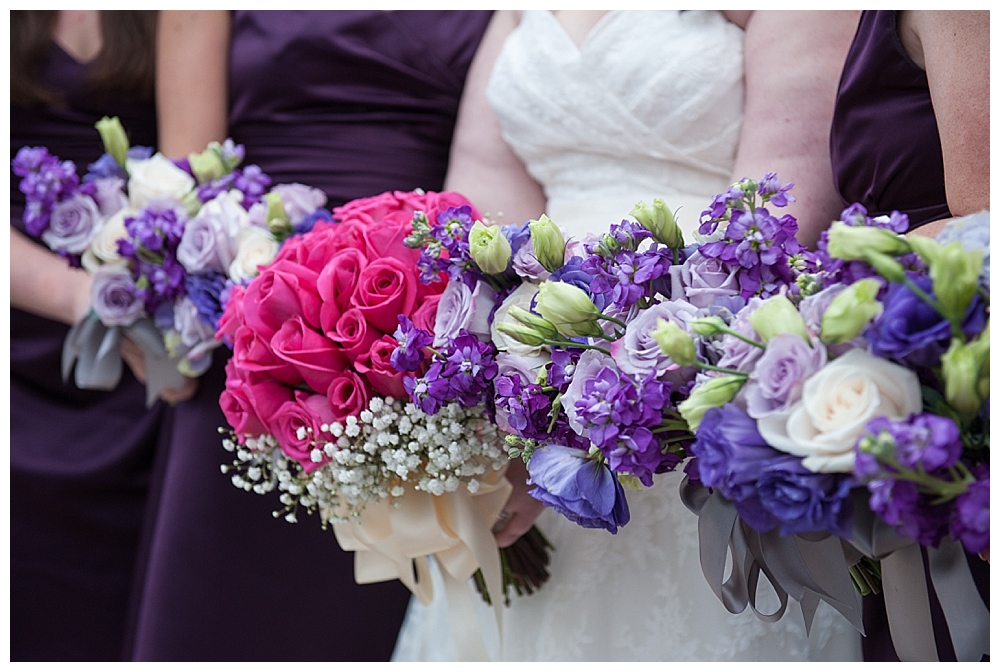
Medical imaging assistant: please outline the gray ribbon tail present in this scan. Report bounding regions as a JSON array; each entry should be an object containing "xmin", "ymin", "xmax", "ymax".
[
  {"xmin": 124, "ymin": 318, "xmax": 188, "ymax": 408},
  {"xmin": 927, "ymin": 538, "xmax": 990, "ymax": 661},
  {"xmin": 62, "ymin": 313, "xmax": 124, "ymax": 391}
]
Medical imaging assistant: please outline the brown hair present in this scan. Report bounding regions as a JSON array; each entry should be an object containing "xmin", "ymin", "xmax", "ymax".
[{"xmin": 10, "ymin": 10, "xmax": 157, "ymax": 107}]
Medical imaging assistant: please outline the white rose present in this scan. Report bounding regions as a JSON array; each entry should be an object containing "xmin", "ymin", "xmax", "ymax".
[
  {"xmin": 126, "ymin": 153, "xmax": 196, "ymax": 210},
  {"xmin": 490, "ymin": 281, "xmax": 545, "ymax": 357},
  {"xmin": 81, "ymin": 209, "xmax": 132, "ymax": 272},
  {"xmin": 228, "ymin": 226, "xmax": 279, "ymax": 284},
  {"xmin": 757, "ymin": 348, "xmax": 922, "ymax": 473}
]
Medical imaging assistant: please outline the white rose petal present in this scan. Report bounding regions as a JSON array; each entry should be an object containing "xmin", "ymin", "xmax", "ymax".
[
  {"xmin": 229, "ymin": 226, "xmax": 280, "ymax": 283},
  {"xmin": 126, "ymin": 153, "xmax": 196, "ymax": 210},
  {"xmin": 757, "ymin": 348, "xmax": 922, "ymax": 473}
]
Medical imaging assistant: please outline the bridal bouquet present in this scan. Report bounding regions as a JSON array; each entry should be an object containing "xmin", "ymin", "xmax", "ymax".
[
  {"xmin": 11, "ymin": 116, "xmax": 327, "ymax": 406},
  {"xmin": 217, "ymin": 189, "xmax": 552, "ymax": 659}
]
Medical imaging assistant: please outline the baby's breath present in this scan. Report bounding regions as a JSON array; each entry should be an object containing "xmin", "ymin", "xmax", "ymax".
[{"xmin": 219, "ymin": 396, "xmax": 506, "ymax": 527}]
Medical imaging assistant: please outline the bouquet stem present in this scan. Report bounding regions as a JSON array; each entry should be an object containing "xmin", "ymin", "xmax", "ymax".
[
  {"xmin": 849, "ymin": 556, "xmax": 882, "ymax": 596},
  {"xmin": 473, "ymin": 525, "xmax": 555, "ymax": 606}
]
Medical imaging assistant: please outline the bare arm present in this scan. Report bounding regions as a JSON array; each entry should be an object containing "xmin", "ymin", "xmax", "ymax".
[
  {"xmin": 10, "ymin": 228, "xmax": 92, "ymax": 325},
  {"xmin": 731, "ymin": 10, "xmax": 860, "ymax": 248},
  {"xmin": 156, "ymin": 10, "xmax": 231, "ymax": 156},
  {"xmin": 443, "ymin": 10, "xmax": 546, "ymax": 226},
  {"xmin": 900, "ymin": 10, "xmax": 989, "ymax": 238}
]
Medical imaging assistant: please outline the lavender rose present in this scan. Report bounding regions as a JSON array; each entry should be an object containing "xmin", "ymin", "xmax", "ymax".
[
  {"xmin": 42, "ymin": 193, "xmax": 102, "ymax": 255},
  {"xmin": 172, "ymin": 295, "xmax": 221, "ymax": 360},
  {"xmin": 91, "ymin": 265, "xmax": 145, "ymax": 326},
  {"xmin": 744, "ymin": 334, "xmax": 828, "ymax": 419},
  {"xmin": 177, "ymin": 191, "xmax": 248, "ymax": 274},
  {"xmin": 272, "ymin": 183, "xmax": 328, "ymax": 225},
  {"xmin": 432, "ymin": 279, "xmax": 497, "ymax": 347},
  {"xmin": 668, "ymin": 250, "xmax": 742, "ymax": 309},
  {"xmin": 715, "ymin": 297, "xmax": 766, "ymax": 374},
  {"xmin": 610, "ymin": 298, "xmax": 700, "ymax": 380},
  {"xmin": 90, "ymin": 176, "xmax": 128, "ymax": 217}
]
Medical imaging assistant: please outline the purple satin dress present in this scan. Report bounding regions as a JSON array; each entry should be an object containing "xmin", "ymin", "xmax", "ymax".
[
  {"xmin": 128, "ymin": 11, "xmax": 493, "ymax": 661},
  {"xmin": 830, "ymin": 11, "xmax": 990, "ymax": 662},
  {"xmin": 10, "ymin": 44, "xmax": 169, "ymax": 661}
]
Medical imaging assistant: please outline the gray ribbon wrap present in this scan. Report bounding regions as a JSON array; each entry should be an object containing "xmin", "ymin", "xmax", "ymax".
[
  {"xmin": 62, "ymin": 313, "xmax": 187, "ymax": 408},
  {"xmin": 680, "ymin": 477, "xmax": 864, "ymax": 637},
  {"xmin": 848, "ymin": 489, "xmax": 989, "ymax": 662}
]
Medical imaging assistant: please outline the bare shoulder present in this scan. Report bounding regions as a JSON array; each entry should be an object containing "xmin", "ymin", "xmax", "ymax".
[
  {"xmin": 722, "ymin": 10, "xmax": 753, "ymax": 30},
  {"xmin": 900, "ymin": 10, "xmax": 988, "ymax": 70}
]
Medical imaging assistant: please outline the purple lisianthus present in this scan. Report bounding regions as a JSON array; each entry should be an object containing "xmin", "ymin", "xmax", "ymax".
[
  {"xmin": 867, "ymin": 275, "xmax": 987, "ymax": 368},
  {"xmin": 391, "ymin": 315, "xmax": 433, "ymax": 373},
  {"xmin": 41, "ymin": 193, "xmax": 101, "ymax": 255},
  {"xmin": 527, "ymin": 444, "xmax": 630, "ymax": 534},
  {"xmin": 744, "ymin": 334, "xmax": 828, "ymax": 419},
  {"xmin": 85, "ymin": 152, "xmax": 127, "ymax": 181},
  {"xmin": 668, "ymin": 250, "xmax": 742, "ymax": 309},
  {"xmin": 293, "ymin": 208, "xmax": 330, "ymax": 236},
  {"xmin": 951, "ymin": 464, "xmax": 989, "ymax": 554},
  {"xmin": 185, "ymin": 271, "xmax": 229, "ymax": 330},
  {"xmin": 91, "ymin": 265, "xmax": 145, "ymax": 326},
  {"xmin": 755, "ymin": 456, "xmax": 854, "ymax": 537}
]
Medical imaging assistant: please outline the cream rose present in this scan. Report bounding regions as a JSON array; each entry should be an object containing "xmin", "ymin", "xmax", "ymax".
[
  {"xmin": 81, "ymin": 210, "xmax": 131, "ymax": 272},
  {"xmin": 228, "ymin": 226, "xmax": 280, "ymax": 284},
  {"xmin": 491, "ymin": 281, "xmax": 546, "ymax": 357},
  {"xmin": 126, "ymin": 153, "xmax": 196, "ymax": 210},
  {"xmin": 757, "ymin": 348, "xmax": 922, "ymax": 473}
]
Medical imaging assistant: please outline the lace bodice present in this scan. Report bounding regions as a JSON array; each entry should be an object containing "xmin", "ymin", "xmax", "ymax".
[{"xmin": 487, "ymin": 10, "xmax": 745, "ymax": 238}]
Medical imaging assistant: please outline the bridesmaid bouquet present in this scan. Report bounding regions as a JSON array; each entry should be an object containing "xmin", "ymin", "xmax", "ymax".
[
  {"xmin": 216, "ymin": 190, "xmax": 552, "ymax": 658},
  {"xmin": 10, "ymin": 117, "xmax": 327, "ymax": 406}
]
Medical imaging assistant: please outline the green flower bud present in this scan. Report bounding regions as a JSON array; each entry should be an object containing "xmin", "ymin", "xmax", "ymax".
[
  {"xmin": 264, "ymin": 192, "xmax": 292, "ymax": 238},
  {"xmin": 863, "ymin": 251, "xmax": 907, "ymax": 284},
  {"xmin": 910, "ymin": 237, "xmax": 984, "ymax": 324},
  {"xmin": 652, "ymin": 318, "xmax": 697, "ymax": 366},
  {"xmin": 631, "ymin": 198, "xmax": 683, "ymax": 248},
  {"xmin": 507, "ymin": 306, "xmax": 561, "ymax": 340},
  {"xmin": 678, "ymin": 375, "xmax": 745, "ymax": 432},
  {"xmin": 180, "ymin": 190, "xmax": 204, "ymax": 217},
  {"xmin": 495, "ymin": 321, "xmax": 548, "ymax": 347},
  {"xmin": 469, "ymin": 221, "xmax": 512, "ymax": 275},
  {"xmin": 617, "ymin": 474, "xmax": 644, "ymax": 492},
  {"xmin": 535, "ymin": 281, "xmax": 604, "ymax": 338},
  {"xmin": 690, "ymin": 316, "xmax": 728, "ymax": 337},
  {"xmin": 820, "ymin": 278, "xmax": 884, "ymax": 345},
  {"xmin": 941, "ymin": 324, "xmax": 990, "ymax": 419},
  {"xmin": 188, "ymin": 147, "xmax": 227, "ymax": 184},
  {"xmin": 827, "ymin": 221, "xmax": 910, "ymax": 261},
  {"xmin": 528, "ymin": 215, "xmax": 566, "ymax": 272},
  {"xmin": 748, "ymin": 294, "xmax": 809, "ymax": 343},
  {"xmin": 95, "ymin": 116, "xmax": 129, "ymax": 167}
]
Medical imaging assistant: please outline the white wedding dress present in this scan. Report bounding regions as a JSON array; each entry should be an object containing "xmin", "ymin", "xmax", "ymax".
[{"xmin": 393, "ymin": 10, "xmax": 863, "ymax": 662}]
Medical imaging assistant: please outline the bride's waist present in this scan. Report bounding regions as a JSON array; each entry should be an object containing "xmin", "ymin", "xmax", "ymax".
[{"xmin": 546, "ymin": 190, "xmax": 715, "ymax": 240}]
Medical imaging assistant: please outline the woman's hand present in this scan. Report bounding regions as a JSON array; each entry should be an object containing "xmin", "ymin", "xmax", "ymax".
[
  {"xmin": 494, "ymin": 458, "xmax": 545, "ymax": 549},
  {"xmin": 119, "ymin": 337, "xmax": 199, "ymax": 405}
]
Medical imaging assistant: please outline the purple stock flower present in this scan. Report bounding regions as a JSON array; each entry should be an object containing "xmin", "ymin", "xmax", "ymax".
[
  {"xmin": 951, "ymin": 464, "xmax": 989, "ymax": 554},
  {"xmin": 391, "ymin": 315, "xmax": 433, "ymax": 372},
  {"xmin": 233, "ymin": 165, "xmax": 272, "ymax": 208},
  {"xmin": 440, "ymin": 331, "xmax": 498, "ymax": 407},
  {"xmin": 757, "ymin": 172, "xmax": 796, "ymax": 208},
  {"xmin": 866, "ymin": 275, "xmax": 987, "ymax": 369},
  {"xmin": 527, "ymin": 444, "xmax": 630, "ymax": 534},
  {"xmin": 866, "ymin": 477, "xmax": 951, "ymax": 547},
  {"xmin": 404, "ymin": 361, "xmax": 452, "ymax": 415}
]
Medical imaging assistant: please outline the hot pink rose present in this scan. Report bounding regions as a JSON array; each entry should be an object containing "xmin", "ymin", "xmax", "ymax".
[
  {"xmin": 362, "ymin": 209, "xmax": 421, "ymax": 267},
  {"xmin": 231, "ymin": 325, "xmax": 303, "ymax": 387},
  {"xmin": 242, "ymin": 258, "xmax": 322, "ymax": 339},
  {"xmin": 328, "ymin": 307, "xmax": 385, "ymax": 361},
  {"xmin": 410, "ymin": 293, "xmax": 442, "ymax": 334},
  {"xmin": 215, "ymin": 284, "xmax": 246, "ymax": 345},
  {"xmin": 421, "ymin": 191, "xmax": 483, "ymax": 224},
  {"xmin": 326, "ymin": 370, "xmax": 373, "ymax": 421},
  {"xmin": 270, "ymin": 315, "xmax": 349, "ymax": 394},
  {"xmin": 355, "ymin": 335, "xmax": 408, "ymax": 398},
  {"xmin": 271, "ymin": 391, "xmax": 336, "ymax": 473},
  {"xmin": 333, "ymin": 190, "xmax": 412, "ymax": 224},
  {"xmin": 220, "ymin": 358, "xmax": 294, "ymax": 437},
  {"xmin": 350, "ymin": 257, "xmax": 418, "ymax": 333},
  {"xmin": 317, "ymin": 247, "xmax": 368, "ymax": 320}
]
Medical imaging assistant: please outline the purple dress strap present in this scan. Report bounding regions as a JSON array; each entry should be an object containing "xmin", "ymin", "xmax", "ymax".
[
  {"xmin": 10, "ymin": 43, "xmax": 167, "ymax": 662},
  {"xmin": 127, "ymin": 10, "xmax": 493, "ymax": 661}
]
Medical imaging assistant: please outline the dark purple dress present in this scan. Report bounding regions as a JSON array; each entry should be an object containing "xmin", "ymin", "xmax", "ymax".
[
  {"xmin": 10, "ymin": 44, "xmax": 169, "ymax": 662},
  {"xmin": 128, "ymin": 11, "xmax": 492, "ymax": 661},
  {"xmin": 830, "ymin": 10, "xmax": 990, "ymax": 662},
  {"xmin": 829, "ymin": 10, "xmax": 951, "ymax": 230}
]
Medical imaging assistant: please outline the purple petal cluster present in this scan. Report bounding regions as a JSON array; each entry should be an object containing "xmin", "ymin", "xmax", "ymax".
[
  {"xmin": 574, "ymin": 367, "xmax": 675, "ymax": 485},
  {"xmin": 403, "ymin": 329, "xmax": 497, "ymax": 411},
  {"xmin": 118, "ymin": 204, "xmax": 189, "ymax": 315},
  {"xmin": 417, "ymin": 204, "xmax": 478, "ymax": 286},
  {"xmin": 814, "ymin": 204, "xmax": 922, "ymax": 289},
  {"xmin": 391, "ymin": 315, "xmax": 433, "ymax": 372},
  {"xmin": 526, "ymin": 444, "xmax": 630, "ymax": 534},
  {"xmin": 692, "ymin": 404, "xmax": 854, "ymax": 537},
  {"xmin": 185, "ymin": 271, "xmax": 229, "ymax": 330},
  {"xmin": 11, "ymin": 146, "xmax": 82, "ymax": 236},
  {"xmin": 581, "ymin": 220, "xmax": 675, "ymax": 309},
  {"xmin": 197, "ymin": 165, "xmax": 272, "ymax": 210},
  {"xmin": 951, "ymin": 464, "xmax": 989, "ymax": 554}
]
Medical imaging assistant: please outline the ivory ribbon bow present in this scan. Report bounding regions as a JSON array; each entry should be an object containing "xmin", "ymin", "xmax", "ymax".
[{"xmin": 331, "ymin": 467, "xmax": 512, "ymax": 661}]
